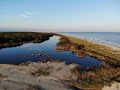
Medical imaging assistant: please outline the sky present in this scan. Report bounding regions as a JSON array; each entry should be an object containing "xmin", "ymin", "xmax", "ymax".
[{"xmin": 0, "ymin": 0, "xmax": 120, "ymax": 32}]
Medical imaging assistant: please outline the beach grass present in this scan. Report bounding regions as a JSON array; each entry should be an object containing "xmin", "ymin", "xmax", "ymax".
[
  {"xmin": 56, "ymin": 33, "xmax": 120, "ymax": 68},
  {"xmin": 65, "ymin": 35, "xmax": 120, "ymax": 61},
  {"xmin": 55, "ymin": 34, "xmax": 120, "ymax": 89}
]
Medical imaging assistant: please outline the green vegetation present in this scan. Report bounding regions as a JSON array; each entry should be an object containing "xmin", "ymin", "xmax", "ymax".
[{"xmin": 0, "ymin": 32, "xmax": 53, "ymax": 49}]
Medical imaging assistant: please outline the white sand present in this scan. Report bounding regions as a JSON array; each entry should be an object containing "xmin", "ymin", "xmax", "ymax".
[
  {"xmin": 0, "ymin": 61, "xmax": 78, "ymax": 90},
  {"xmin": 102, "ymin": 83, "xmax": 120, "ymax": 90}
]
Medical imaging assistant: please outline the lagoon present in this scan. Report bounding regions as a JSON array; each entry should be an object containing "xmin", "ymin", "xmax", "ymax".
[{"xmin": 0, "ymin": 36, "xmax": 102, "ymax": 70}]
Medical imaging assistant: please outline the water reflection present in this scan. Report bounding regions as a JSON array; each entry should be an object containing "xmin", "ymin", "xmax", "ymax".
[
  {"xmin": 0, "ymin": 36, "xmax": 102, "ymax": 70},
  {"xmin": 0, "ymin": 35, "xmax": 118, "ymax": 89}
]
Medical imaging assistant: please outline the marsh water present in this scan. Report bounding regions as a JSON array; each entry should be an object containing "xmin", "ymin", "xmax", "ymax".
[{"xmin": 0, "ymin": 36, "xmax": 102, "ymax": 70}]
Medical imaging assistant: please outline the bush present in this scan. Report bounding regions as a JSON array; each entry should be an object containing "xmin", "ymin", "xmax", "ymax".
[
  {"xmin": 73, "ymin": 43, "xmax": 85, "ymax": 50},
  {"xmin": 0, "ymin": 32, "xmax": 53, "ymax": 49}
]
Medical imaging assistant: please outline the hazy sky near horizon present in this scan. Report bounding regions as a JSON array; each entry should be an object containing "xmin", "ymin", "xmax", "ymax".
[{"xmin": 0, "ymin": 0, "xmax": 120, "ymax": 32}]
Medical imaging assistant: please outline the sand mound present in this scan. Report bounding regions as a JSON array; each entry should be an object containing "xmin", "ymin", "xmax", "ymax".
[{"xmin": 0, "ymin": 61, "xmax": 78, "ymax": 90}]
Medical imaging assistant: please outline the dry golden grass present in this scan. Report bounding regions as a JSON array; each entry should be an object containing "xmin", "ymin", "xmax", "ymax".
[
  {"xmin": 31, "ymin": 68, "xmax": 50, "ymax": 76},
  {"xmin": 64, "ymin": 63, "xmax": 120, "ymax": 90},
  {"xmin": 56, "ymin": 34, "xmax": 120, "ymax": 89},
  {"xmin": 65, "ymin": 35, "xmax": 120, "ymax": 61}
]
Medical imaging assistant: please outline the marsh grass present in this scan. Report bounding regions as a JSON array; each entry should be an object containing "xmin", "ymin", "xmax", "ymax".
[
  {"xmin": 28, "ymin": 84, "xmax": 45, "ymax": 90},
  {"xmin": 56, "ymin": 34, "xmax": 120, "ymax": 89},
  {"xmin": 66, "ymin": 35, "xmax": 120, "ymax": 61},
  {"xmin": 31, "ymin": 68, "xmax": 50, "ymax": 76},
  {"xmin": 0, "ymin": 32, "xmax": 54, "ymax": 49},
  {"xmin": 64, "ymin": 64, "xmax": 120, "ymax": 90}
]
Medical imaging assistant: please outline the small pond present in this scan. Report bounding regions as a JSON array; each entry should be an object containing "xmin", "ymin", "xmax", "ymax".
[{"xmin": 0, "ymin": 36, "xmax": 103, "ymax": 70}]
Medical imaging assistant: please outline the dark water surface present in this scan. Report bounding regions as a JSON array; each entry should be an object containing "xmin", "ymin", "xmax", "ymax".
[{"xmin": 0, "ymin": 36, "xmax": 102, "ymax": 70}]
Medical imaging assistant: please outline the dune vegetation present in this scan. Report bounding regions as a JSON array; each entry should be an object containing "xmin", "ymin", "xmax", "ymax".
[
  {"xmin": 0, "ymin": 32, "xmax": 119, "ymax": 89},
  {"xmin": 0, "ymin": 32, "xmax": 53, "ymax": 49},
  {"xmin": 56, "ymin": 34, "xmax": 120, "ymax": 89}
]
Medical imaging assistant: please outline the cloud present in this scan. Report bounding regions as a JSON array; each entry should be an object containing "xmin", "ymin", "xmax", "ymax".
[
  {"xmin": 20, "ymin": 14, "xmax": 30, "ymax": 18},
  {"xmin": 19, "ymin": 11, "xmax": 39, "ymax": 19}
]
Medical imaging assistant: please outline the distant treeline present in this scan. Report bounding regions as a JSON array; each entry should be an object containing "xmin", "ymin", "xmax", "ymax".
[{"xmin": 0, "ymin": 32, "xmax": 54, "ymax": 49}]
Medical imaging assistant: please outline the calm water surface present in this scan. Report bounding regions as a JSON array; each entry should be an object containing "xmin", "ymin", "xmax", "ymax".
[
  {"xmin": 60, "ymin": 32, "xmax": 120, "ymax": 48},
  {"xmin": 0, "ymin": 36, "xmax": 102, "ymax": 70}
]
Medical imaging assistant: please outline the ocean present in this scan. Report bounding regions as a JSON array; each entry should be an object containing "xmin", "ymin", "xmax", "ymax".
[{"xmin": 60, "ymin": 32, "xmax": 120, "ymax": 48}]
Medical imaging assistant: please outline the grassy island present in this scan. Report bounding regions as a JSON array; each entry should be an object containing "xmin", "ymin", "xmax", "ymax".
[{"xmin": 0, "ymin": 32, "xmax": 53, "ymax": 49}]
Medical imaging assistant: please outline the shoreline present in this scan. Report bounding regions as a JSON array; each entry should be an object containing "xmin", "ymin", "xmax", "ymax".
[
  {"xmin": 58, "ymin": 34, "xmax": 120, "ymax": 61},
  {"xmin": 0, "ymin": 60, "xmax": 82, "ymax": 90},
  {"xmin": 55, "ymin": 33, "xmax": 120, "ymax": 89},
  {"xmin": 60, "ymin": 33, "xmax": 120, "ymax": 52},
  {"xmin": 0, "ymin": 33, "xmax": 119, "ymax": 90},
  {"xmin": 0, "ymin": 32, "xmax": 54, "ymax": 49},
  {"xmin": 1, "ymin": 59, "xmax": 119, "ymax": 90}
]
